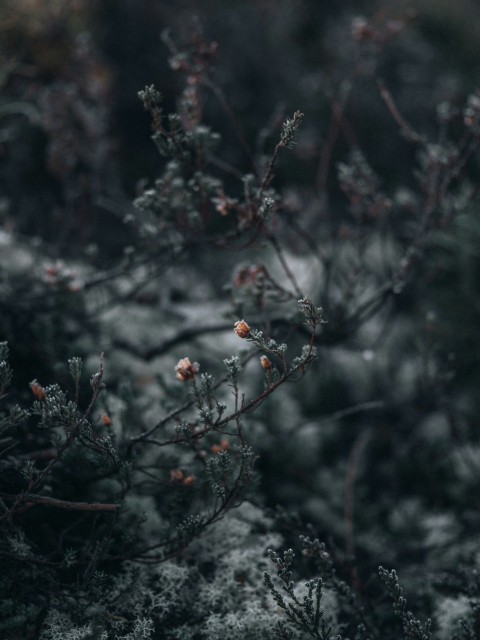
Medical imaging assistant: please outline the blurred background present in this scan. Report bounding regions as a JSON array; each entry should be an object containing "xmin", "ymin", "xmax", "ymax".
[{"xmin": 2, "ymin": 0, "xmax": 480, "ymax": 251}]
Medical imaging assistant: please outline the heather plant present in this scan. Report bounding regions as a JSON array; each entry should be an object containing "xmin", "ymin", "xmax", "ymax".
[{"xmin": 1, "ymin": 3, "xmax": 480, "ymax": 640}]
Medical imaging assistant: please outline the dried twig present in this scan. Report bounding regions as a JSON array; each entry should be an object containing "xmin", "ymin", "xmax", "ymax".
[
  {"xmin": 1, "ymin": 493, "xmax": 120, "ymax": 512},
  {"xmin": 377, "ymin": 80, "xmax": 426, "ymax": 144}
]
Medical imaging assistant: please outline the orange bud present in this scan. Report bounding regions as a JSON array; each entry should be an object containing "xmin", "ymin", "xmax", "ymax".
[
  {"xmin": 260, "ymin": 355, "xmax": 273, "ymax": 369},
  {"xmin": 175, "ymin": 357, "xmax": 200, "ymax": 382},
  {"xmin": 212, "ymin": 439, "xmax": 230, "ymax": 454},
  {"xmin": 45, "ymin": 266, "xmax": 60, "ymax": 276},
  {"xmin": 182, "ymin": 475, "xmax": 195, "ymax": 486},
  {"xmin": 102, "ymin": 415, "xmax": 112, "ymax": 427},
  {"xmin": 30, "ymin": 380, "xmax": 46, "ymax": 401},
  {"xmin": 214, "ymin": 193, "xmax": 235, "ymax": 216},
  {"xmin": 234, "ymin": 319, "xmax": 251, "ymax": 339},
  {"xmin": 170, "ymin": 469, "xmax": 185, "ymax": 482},
  {"xmin": 233, "ymin": 265, "xmax": 265, "ymax": 288}
]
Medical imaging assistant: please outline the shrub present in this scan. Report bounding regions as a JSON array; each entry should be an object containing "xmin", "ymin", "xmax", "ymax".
[{"xmin": 1, "ymin": 4, "xmax": 480, "ymax": 639}]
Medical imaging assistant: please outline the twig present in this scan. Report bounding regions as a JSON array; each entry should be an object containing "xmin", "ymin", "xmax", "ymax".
[
  {"xmin": 1, "ymin": 493, "xmax": 120, "ymax": 512},
  {"xmin": 345, "ymin": 428, "xmax": 371, "ymax": 593},
  {"xmin": 259, "ymin": 142, "xmax": 282, "ymax": 200},
  {"xmin": 316, "ymin": 95, "xmax": 354, "ymax": 193},
  {"xmin": 268, "ymin": 233, "xmax": 304, "ymax": 299},
  {"xmin": 141, "ymin": 321, "xmax": 235, "ymax": 360},
  {"xmin": 205, "ymin": 80, "xmax": 256, "ymax": 167},
  {"xmin": 287, "ymin": 400, "xmax": 384, "ymax": 435},
  {"xmin": 377, "ymin": 80, "xmax": 426, "ymax": 144}
]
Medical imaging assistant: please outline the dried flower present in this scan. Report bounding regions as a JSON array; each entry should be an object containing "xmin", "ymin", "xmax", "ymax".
[
  {"xmin": 234, "ymin": 319, "xmax": 251, "ymax": 339},
  {"xmin": 233, "ymin": 265, "xmax": 265, "ymax": 288},
  {"xmin": 213, "ymin": 191, "xmax": 237, "ymax": 216},
  {"xmin": 280, "ymin": 110, "xmax": 304, "ymax": 149},
  {"xmin": 260, "ymin": 355, "xmax": 273, "ymax": 370},
  {"xmin": 351, "ymin": 17, "xmax": 374, "ymax": 42},
  {"xmin": 175, "ymin": 357, "xmax": 200, "ymax": 381},
  {"xmin": 30, "ymin": 380, "xmax": 46, "ymax": 401},
  {"xmin": 170, "ymin": 469, "xmax": 185, "ymax": 482}
]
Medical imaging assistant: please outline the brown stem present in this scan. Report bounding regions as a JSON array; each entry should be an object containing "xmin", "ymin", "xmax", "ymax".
[
  {"xmin": 344, "ymin": 428, "xmax": 371, "ymax": 592},
  {"xmin": 259, "ymin": 142, "xmax": 282, "ymax": 200},
  {"xmin": 377, "ymin": 80, "xmax": 425, "ymax": 144},
  {"xmin": 1, "ymin": 493, "xmax": 120, "ymax": 512},
  {"xmin": 268, "ymin": 232, "xmax": 303, "ymax": 299}
]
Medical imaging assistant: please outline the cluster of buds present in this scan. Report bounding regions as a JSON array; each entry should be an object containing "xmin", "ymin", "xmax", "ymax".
[
  {"xmin": 351, "ymin": 15, "xmax": 405, "ymax": 45},
  {"xmin": 179, "ymin": 75, "xmax": 202, "ymax": 132},
  {"xmin": 175, "ymin": 357, "xmax": 200, "ymax": 382},
  {"xmin": 170, "ymin": 469, "xmax": 195, "ymax": 485},
  {"xmin": 30, "ymin": 380, "xmax": 46, "ymax": 401},
  {"xmin": 464, "ymin": 91, "xmax": 480, "ymax": 130},
  {"xmin": 234, "ymin": 319, "xmax": 251, "ymax": 339},
  {"xmin": 211, "ymin": 439, "xmax": 230, "ymax": 454},
  {"xmin": 233, "ymin": 320, "xmax": 278, "ymax": 372},
  {"xmin": 351, "ymin": 16, "xmax": 375, "ymax": 42},
  {"xmin": 212, "ymin": 191, "xmax": 238, "ymax": 216},
  {"xmin": 233, "ymin": 264, "xmax": 266, "ymax": 289},
  {"xmin": 44, "ymin": 262, "xmax": 83, "ymax": 292},
  {"xmin": 165, "ymin": 30, "xmax": 218, "ymax": 75}
]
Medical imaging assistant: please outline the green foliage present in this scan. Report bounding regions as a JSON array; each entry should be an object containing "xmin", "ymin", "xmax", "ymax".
[
  {"xmin": 379, "ymin": 567, "xmax": 432, "ymax": 640},
  {"xmin": 264, "ymin": 548, "xmax": 339, "ymax": 640}
]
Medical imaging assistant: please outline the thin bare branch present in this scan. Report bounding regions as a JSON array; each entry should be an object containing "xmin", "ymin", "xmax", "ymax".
[
  {"xmin": 1, "ymin": 493, "xmax": 120, "ymax": 512},
  {"xmin": 377, "ymin": 80, "xmax": 426, "ymax": 144}
]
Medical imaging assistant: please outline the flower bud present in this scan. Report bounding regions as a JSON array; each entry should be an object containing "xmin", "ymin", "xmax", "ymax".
[
  {"xmin": 175, "ymin": 357, "xmax": 200, "ymax": 381},
  {"xmin": 170, "ymin": 469, "xmax": 185, "ymax": 482},
  {"xmin": 260, "ymin": 355, "xmax": 273, "ymax": 369},
  {"xmin": 234, "ymin": 319, "xmax": 251, "ymax": 338},
  {"xmin": 30, "ymin": 380, "xmax": 46, "ymax": 401},
  {"xmin": 211, "ymin": 438, "xmax": 231, "ymax": 454}
]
